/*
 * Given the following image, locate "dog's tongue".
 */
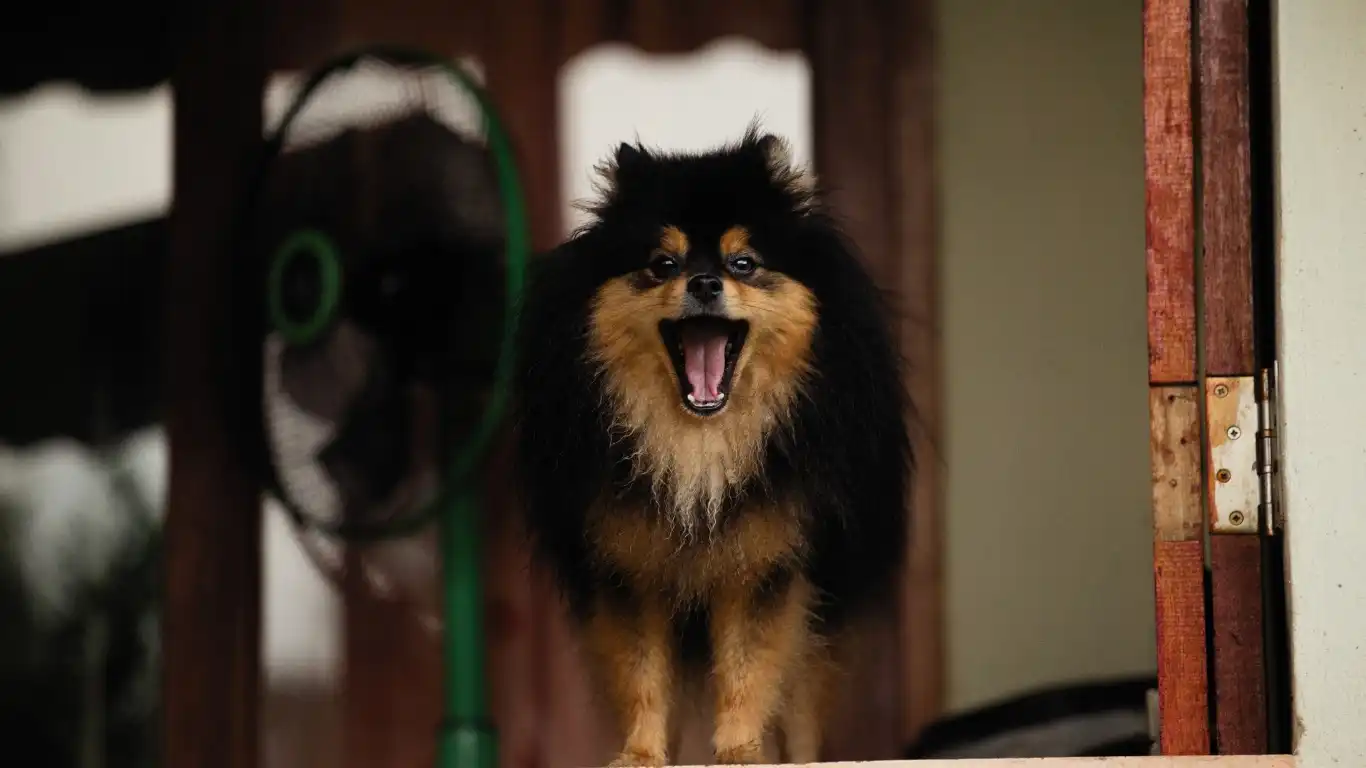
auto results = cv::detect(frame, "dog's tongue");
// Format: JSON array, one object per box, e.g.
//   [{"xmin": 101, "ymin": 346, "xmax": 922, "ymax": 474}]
[{"xmin": 682, "ymin": 324, "xmax": 728, "ymax": 402}]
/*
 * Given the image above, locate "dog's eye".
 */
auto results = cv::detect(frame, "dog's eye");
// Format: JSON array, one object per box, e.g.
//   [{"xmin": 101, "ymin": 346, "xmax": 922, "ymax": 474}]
[
  {"xmin": 648, "ymin": 253, "xmax": 681, "ymax": 280},
  {"xmin": 728, "ymin": 255, "xmax": 757, "ymax": 276}
]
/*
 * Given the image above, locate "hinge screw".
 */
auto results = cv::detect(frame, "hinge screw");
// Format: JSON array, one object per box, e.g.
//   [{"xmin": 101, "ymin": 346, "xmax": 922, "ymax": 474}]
[
  {"xmin": 1227, "ymin": 425, "xmax": 1242, "ymax": 440},
  {"xmin": 1216, "ymin": 468, "xmax": 1233, "ymax": 483},
  {"xmin": 1230, "ymin": 511, "xmax": 1246, "ymax": 526},
  {"xmin": 1214, "ymin": 383, "xmax": 1230, "ymax": 398}
]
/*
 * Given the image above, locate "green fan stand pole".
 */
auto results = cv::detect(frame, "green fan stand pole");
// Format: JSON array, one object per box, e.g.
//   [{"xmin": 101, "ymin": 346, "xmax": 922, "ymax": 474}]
[
  {"xmin": 440, "ymin": 486, "xmax": 496, "ymax": 768},
  {"xmin": 432, "ymin": 57, "xmax": 529, "ymax": 768}
]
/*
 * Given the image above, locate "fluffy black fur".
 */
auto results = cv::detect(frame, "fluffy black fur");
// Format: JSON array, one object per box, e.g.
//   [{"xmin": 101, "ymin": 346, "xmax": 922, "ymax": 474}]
[{"xmin": 512, "ymin": 128, "xmax": 912, "ymax": 634}]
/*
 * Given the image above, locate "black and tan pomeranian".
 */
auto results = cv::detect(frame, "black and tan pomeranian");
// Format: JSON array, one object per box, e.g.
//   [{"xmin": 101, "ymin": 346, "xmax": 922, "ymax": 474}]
[{"xmin": 514, "ymin": 128, "xmax": 911, "ymax": 766}]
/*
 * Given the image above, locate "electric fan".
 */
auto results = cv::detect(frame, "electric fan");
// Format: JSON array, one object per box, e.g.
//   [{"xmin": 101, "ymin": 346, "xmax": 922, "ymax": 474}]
[{"xmin": 244, "ymin": 47, "xmax": 528, "ymax": 768}]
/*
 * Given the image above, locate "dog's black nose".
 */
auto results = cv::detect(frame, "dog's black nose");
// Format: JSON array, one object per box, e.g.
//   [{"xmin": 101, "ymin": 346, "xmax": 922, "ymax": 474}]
[{"xmin": 687, "ymin": 274, "xmax": 723, "ymax": 303}]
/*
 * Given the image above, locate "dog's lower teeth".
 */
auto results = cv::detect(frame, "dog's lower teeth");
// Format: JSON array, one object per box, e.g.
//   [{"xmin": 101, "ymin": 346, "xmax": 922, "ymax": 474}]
[{"xmin": 687, "ymin": 392, "xmax": 726, "ymax": 409}]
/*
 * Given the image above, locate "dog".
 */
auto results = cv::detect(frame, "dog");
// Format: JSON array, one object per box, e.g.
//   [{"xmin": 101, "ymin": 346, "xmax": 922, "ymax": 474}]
[{"xmin": 513, "ymin": 128, "xmax": 911, "ymax": 766}]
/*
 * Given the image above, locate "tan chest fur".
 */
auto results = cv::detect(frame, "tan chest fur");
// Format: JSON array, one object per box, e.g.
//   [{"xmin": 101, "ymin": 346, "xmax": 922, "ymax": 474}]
[{"xmin": 588, "ymin": 502, "xmax": 807, "ymax": 604}]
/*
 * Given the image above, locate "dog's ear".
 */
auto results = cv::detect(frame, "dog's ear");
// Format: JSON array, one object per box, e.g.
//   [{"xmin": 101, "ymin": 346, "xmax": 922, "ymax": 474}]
[
  {"xmin": 755, "ymin": 133, "xmax": 791, "ymax": 171},
  {"xmin": 614, "ymin": 142, "xmax": 646, "ymax": 171},
  {"xmin": 591, "ymin": 142, "xmax": 649, "ymax": 203},
  {"xmin": 753, "ymin": 133, "xmax": 817, "ymax": 207},
  {"xmin": 611, "ymin": 142, "xmax": 650, "ymax": 189}
]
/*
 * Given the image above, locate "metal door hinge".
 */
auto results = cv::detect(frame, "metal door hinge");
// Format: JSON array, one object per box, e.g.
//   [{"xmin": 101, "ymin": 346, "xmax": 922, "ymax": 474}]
[
  {"xmin": 1207, "ymin": 376, "xmax": 1260, "ymax": 534},
  {"xmin": 1256, "ymin": 363, "xmax": 1282, "ymax": 536},
  {"xmin": 1206, "ymin": 365, "xmax": 1282, "ymax": 536}
]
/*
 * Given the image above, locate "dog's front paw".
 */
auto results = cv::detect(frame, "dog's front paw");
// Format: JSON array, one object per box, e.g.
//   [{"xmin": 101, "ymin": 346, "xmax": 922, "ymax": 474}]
[
  {"xmin": 713, "ymin": 741, "xmax": 765, "ymax": 765},
  {"xmin": 609, "ymin": 748, "xmax": 667, "ymax": 767}
]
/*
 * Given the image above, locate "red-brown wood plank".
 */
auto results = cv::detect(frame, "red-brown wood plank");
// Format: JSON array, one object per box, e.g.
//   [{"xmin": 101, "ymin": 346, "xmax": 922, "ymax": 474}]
[
  {"xmin": 482, "ymin": 445, "xmax": 555, "ymax": 768},
  {"xmin": 163, "ymin": 0, "xmax": 265, "ymax": 766},
  {"xmin": 1149, "ymin": 387, "xmax": 1211, "ymax": 755},
  {"xmin": 810, "ymin": 0, "xmax": 926, "ymax": 757},
  {"xmin": 479, "ymin": 5, "xmax": 598, "ymax": 767},
  {"xmin": 1200, "ymin": 0, "xmax": 1256, "ymax": 377},
  {"xmin": 1155, "ymin": 540, "xmax": 1213, "ymax": 755},
  {"xmin": 809, "ymin": 0, "xmax": 893, "ymax": 289},
  {"xmin": 1199, "ymin": 0, "xmax": 1267, "ymax": 754},
  {"xmin": 890, "ymin": 0, "xmax": 944, "ymax": 745},
  {"xmin": 1209, "ymin": 535, "xmax": 1269, "ymax": 754},
  {"xmin": 1146, "ymin": 0, "xmax": 1210, "ymax": 751},
  {"xmin": 1145, "ymin": 0, "xmax": 1198, "ymax": 385},
  {"xmin": 340, "ymin": 450, "xmax": 548, "ymax": 768},
  {"xmin": 262, "ymin": 686, "xmax": 342, "ymax": 768},
  {"xmin": 341, "ymin": 557, "xmax": 442, "ymax": 768}
]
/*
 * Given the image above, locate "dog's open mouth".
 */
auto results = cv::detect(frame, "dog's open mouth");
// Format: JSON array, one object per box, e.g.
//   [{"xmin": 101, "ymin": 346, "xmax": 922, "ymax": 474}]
[{"xmin": 659, "ymin": 317, "xmax": 750, "ymax": 415}]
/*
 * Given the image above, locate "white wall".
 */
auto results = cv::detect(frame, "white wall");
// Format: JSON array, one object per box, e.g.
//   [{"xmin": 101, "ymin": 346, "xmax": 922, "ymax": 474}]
[
  {"xmin": 937, "ymin": 0, "xmax": 1156, "ymax": 712},
  {"xmin": 0, "ymin": 85, "xmax": 171, "ymax": 253},
  {"xmin": 559, "ymin": 39, "xmax": 812, "ymax": 230},
  {"xmin": 1274, "ymin": 0, "xmax": 1366, "ymax": 763}
]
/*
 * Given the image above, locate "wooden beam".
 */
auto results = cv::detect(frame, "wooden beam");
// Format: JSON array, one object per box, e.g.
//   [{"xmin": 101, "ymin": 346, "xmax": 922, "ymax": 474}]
[
  {"xmin": 1145, "ymin": 0, "xmax": 1198, "ymax": 386},
  {"xmin": 809, "ymin": 0, "xmax": 940, "ymax": 756},
  {"xmin": 1199, "ymin": 0, "xmax": 1257, "ymax": 379},
  {"xmin": 341, "ymin": 554, "xmax": 442, "ymax": 768},
  {"xmin": 1207, "ymin": 535, "xmax": 1268, "ymax": 753},
  {"xmin": 475, "ymin": 4, "xmax": 586, "ymax": 768},
  {"xmin": 1145, "ymin": 0, "xmax": 1211, "ymax": 755},
  {"xmin": 1199, "ymin": 0, "xmax": 1269, "ymax": 754},
  {"xmin": 163, "ymin": 0, "xmax": 265, "ymax": 767},
  {"xmin": 1149, "ymin": 387, "xmax": 1213, "ymax": 756},
  {"xmin": 809, "ymin": 0, "xmax": 893, "ymax": 287},
  {"xmin": 890, "ymin": 0, "xmax": 943, "ymax": 747}
]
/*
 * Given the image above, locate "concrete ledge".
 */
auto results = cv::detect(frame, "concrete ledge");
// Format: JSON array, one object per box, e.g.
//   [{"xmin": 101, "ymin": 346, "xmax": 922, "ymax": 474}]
[{"xmin": 655, "ymin": 754, "xmax": 1294, "ymax": 759}]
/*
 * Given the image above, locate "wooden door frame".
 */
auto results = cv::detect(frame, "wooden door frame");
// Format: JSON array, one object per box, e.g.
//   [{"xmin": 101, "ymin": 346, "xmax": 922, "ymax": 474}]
[
  {"xmin": 808, "ymin": 0, "xmax": 942, "ymax": 750},
  {"xmin": 1145, "ymin": 0, "xmax": 1294, "ymax": 758},
  {"xmin": 163, "ymin": 1, "xmax": 266, "ymax": 767},
  {"xmin": 1144, "ymin": 0, "xmax": 1211, "ymax": 753}
]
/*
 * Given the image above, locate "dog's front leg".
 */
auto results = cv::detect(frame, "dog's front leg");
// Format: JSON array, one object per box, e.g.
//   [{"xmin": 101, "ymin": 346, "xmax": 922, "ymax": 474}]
[
  {"xmin": 709, "ymin": 569, "xmax": 813, "ymax": 764},
  {"xmin": 585, "ymin": 594, "xmax": 676, "ymax": 767}
]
